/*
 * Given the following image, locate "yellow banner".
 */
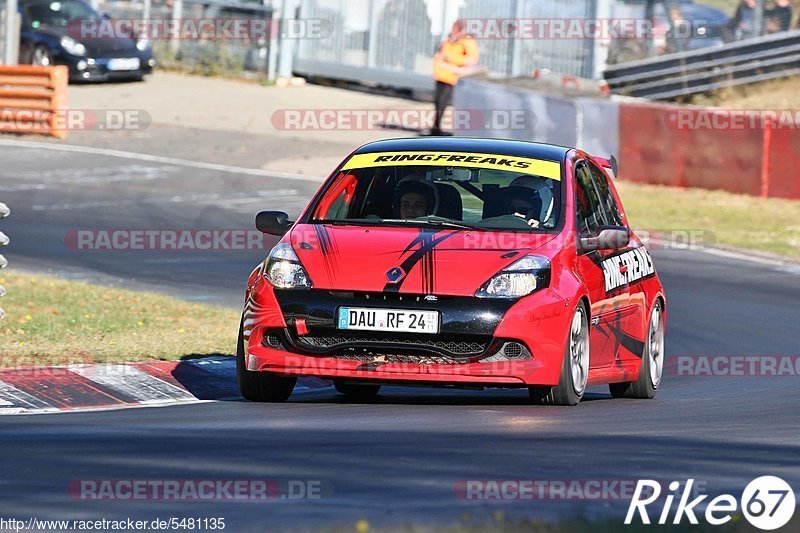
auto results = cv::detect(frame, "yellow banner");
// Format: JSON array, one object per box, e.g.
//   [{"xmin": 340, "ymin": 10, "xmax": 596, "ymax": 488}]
[{"xmin": 341, "ymin": 151, "xmax": 562, "ymax": 180}]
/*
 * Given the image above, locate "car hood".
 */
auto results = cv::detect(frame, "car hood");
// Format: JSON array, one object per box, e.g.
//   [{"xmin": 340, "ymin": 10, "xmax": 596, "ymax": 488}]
[
  {"xmin": 680, "ymin": 2, "xmax": 730, "ymax": 26},
  {"xmin": 288, "ymin": 224, "xmax": 560, "ymax": 297},
  {"xmin": 38, "ymin": 24, "xmax": 138, "ymax": 56}
]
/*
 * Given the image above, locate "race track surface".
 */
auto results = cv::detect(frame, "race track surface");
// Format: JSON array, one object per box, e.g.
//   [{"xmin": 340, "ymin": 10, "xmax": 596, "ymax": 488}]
[{"xmin": 1, "ymin": 142, "xmax": 798, "ymax": 530}]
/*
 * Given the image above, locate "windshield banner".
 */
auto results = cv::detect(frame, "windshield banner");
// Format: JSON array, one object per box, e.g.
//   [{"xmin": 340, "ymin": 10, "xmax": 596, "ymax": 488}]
[{"xmin": 341, "ymin": 151, "xmax": 562, "ymax": 180}]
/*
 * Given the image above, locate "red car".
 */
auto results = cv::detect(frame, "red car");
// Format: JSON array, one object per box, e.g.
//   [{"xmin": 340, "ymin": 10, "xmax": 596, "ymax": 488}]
[{"xmin": 239, "ymin": 138, "xmax": 666, "ymax": 406}]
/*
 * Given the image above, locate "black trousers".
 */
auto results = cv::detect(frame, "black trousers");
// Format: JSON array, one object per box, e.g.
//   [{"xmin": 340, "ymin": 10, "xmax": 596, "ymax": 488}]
[{"xmin": 432, "ymin": 81, "xmax": 454, "ymax": 134}]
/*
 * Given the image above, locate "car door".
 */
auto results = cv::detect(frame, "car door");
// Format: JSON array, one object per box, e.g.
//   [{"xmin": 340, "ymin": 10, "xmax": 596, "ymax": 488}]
[
  {"xmin": 588, "ymin": 162, "xmax": 651, "ymax": 369},
  {"xmin": 573, "ymin": 160, "xmax": 629, "ymax": 369}
]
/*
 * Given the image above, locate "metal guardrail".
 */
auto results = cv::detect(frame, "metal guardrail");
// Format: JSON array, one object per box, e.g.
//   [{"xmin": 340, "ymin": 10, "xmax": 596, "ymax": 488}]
[
  {"xmin": 0, "ymin": 201, "xmax": 8, "ymax": 320},
  {"xmin": 604, "ymin": 30, "xmax": 800, "ymax": 100}
]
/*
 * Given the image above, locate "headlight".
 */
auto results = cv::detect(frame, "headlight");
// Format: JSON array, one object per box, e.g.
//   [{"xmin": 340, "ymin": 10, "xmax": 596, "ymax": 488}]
[
  {"xmin": 263, "ymin": 243, "xmax": 312, "ymax": 289},
  {"xmin": 60, "ymin": 36, "xmax": 87, "ymax": 56},
  {"xmin": 476, "ymin": 255, "xmax": 551, "ymax": 299},
  {"xmin": 136, "ymin": 38, "xmax": 150, "ymax": 51}
]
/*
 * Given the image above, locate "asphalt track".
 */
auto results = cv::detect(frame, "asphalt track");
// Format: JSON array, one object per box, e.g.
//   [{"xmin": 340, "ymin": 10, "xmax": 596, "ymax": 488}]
[{"xmin": 1, "ymin": 141, "xmax": 799, "ymax": 530}]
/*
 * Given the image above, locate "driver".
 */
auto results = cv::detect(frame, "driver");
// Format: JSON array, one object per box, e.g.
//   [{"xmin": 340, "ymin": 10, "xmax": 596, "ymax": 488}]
[{"xmin": 393, "ymin": 179, "xmax": 437, "ymax": 219}]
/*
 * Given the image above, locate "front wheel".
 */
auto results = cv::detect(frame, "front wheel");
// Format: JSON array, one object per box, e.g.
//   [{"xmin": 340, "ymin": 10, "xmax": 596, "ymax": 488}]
[
  {"xmin": 529, "ymin": 302, "xmax": 589, "ymax": 406},
  {"xmin": 29, "ymin": 45, "xmax": 55, "ymax": 67},
  {"xmin": 236, "ymin": 322, "xmax": 296, "ymax": 402},
  {"xmin": 609, "ymin": 300, "xmax": 665, "ymax": 399}
]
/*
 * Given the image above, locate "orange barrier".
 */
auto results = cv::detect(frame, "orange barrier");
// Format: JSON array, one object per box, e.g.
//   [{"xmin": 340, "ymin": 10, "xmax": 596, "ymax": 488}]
[
  {"xmin": 0, "ymin": 65, "xmax": 69, "ymax": 139},
  {"xmin": 618, "ymin": 102, "xmax": 800, "ymax": 200}
]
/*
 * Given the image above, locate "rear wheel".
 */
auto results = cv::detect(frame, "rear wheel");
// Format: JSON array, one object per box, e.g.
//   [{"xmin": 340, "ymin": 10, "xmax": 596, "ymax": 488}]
[
  {"xmin": 529, "ymin": 302, "xmax": 589, "ymax": 406},
  {"xmin": 236, "ymin": 321, "xmax": 296, "ymax": 402},
  {"xmin": 334, "ymin": 380, "xmax": 381, "ymax": 399},
  {"xmin": 609, "ymin": 300, "xmax": 664, "ymax": 399}
]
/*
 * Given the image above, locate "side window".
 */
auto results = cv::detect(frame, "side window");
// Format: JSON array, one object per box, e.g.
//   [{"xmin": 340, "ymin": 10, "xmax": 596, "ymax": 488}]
[
  {"xmin": 588, "ymin": 163, "xmax": 625, "ymax": 227},
  {"xmin": 574, "ymin": 162, "xmax": 606, "ymax": 234}
]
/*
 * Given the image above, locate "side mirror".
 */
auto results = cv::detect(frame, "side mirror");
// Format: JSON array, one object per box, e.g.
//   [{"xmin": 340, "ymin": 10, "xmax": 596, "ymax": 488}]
[
  {"xmin": 579, "ymin": 226, "xmax": 630, "ymax": 252},
  {"xmin": 256, "ymin": 211, "xmax": 293, "ymax": 236}
]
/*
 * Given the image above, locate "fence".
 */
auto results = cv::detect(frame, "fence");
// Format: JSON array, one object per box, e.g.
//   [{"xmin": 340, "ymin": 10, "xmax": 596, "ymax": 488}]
[
  {"xmin": 0, "ymin": 65, "xmax": 68, "ymax": 138},
  {"xmin": 454, "ymin": 77, "xmax": 800, "ymax": 200},
  {"xmin": 604, "ymin": 29, "xmax": 800, "ymax": 100},
  {"xmin": 294, "ymin": 0, "xmax": 601, "ymax": 97},
  {"xmin": 97, "ymin": 0, "xmax": 275, "ymax": 78}
]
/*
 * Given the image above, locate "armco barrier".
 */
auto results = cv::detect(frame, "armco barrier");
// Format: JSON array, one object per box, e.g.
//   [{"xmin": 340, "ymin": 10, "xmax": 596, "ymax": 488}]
[
  {"xmin": 0, "ymin": 65, "xmax": 69, "ymax": 139},
  {"xmin": 618, "ymin": 103, "xmax": 764, "ymax": 195},
  {"xmin": 765, "ymin": 128, "xmax": 800, "ymax": 200},
  {"xmin": 455, "ymin": 78, "xmax": 619, "ymax": 157},
  {"xmin": 455, "ymin": 76, "xmax": 799, "ymax": 200}
]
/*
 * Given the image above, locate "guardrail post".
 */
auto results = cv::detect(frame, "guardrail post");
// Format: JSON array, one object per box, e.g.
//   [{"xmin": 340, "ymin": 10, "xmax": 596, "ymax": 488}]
[
  {"xmin": 2, "ymin": 0, "xmax": 20, "ymax": 66},
  {"xmin": 0, "ymin": 201, "xmax": 9, "ymax": 320}
]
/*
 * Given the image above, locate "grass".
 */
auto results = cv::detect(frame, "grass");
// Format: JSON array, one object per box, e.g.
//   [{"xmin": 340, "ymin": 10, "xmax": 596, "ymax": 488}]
[
  {"xmin": 0, "ymin": 270, "xmax": 239, "ymax": 367},
  {"xmin": 693, "ymin": 76, "xmax": 800, "ymax": 109},
  {"xmin": 616, "ymin": 180, "xmax": 800, "ymax": 259},
  {"xmin": 329, "ymin": 510, "xmax": 800, "ymax": 533}
]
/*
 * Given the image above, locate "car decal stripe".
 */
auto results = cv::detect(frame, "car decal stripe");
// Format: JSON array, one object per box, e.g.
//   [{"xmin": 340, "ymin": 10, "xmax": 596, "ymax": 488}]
[{"xmin": 384, "ymin": 230, "xmax": 457, "ymax": 293}]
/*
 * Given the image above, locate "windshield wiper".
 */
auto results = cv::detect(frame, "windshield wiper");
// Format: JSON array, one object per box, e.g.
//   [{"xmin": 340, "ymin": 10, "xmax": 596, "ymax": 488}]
[
  {"xmin": 320, "ymin": 218, "xmax": 483, "ymax": 231},
  {"xmin": 381, "ymin": 217, "xmax": 484, "ymax": 231}
]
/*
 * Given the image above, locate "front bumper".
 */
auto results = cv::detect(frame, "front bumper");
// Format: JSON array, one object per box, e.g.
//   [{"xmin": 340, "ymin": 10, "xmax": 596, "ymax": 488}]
[
  {"xmin": 66, "ymin": 56, "xmax": 155, "ymax": 82},
  {"xmin": 243, "ymin": 283, "xmax": 573, "ymax": 387}
]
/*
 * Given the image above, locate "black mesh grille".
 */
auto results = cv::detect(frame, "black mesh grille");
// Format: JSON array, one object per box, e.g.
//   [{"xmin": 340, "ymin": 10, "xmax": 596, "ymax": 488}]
[
  {"xmin": 291, "ymin": 331, "xmax": 491, "ymax": 356},
  {"xmin": 330, "ymin": 353, "xmax": 462, "ymax": 365}
]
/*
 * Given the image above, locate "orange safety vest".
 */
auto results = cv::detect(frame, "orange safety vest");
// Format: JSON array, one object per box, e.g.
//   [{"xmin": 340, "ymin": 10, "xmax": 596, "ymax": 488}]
[{"xmin": 433, "ymin": 35, "xmax": 480, "ymax": 86}]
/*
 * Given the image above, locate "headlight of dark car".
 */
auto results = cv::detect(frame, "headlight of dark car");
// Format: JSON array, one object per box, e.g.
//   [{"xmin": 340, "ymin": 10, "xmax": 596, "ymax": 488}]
[{"xmin": 60, "ymin": 36, "xmax": 87, "ymax": 56}]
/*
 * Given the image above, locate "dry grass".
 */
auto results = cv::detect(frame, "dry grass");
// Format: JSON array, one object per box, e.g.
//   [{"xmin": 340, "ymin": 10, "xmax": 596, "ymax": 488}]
[
  {"xmin": 617, "ymin": 180, "xmax": 800, "ymax": 259},
  {"xmin": 0, "ymin": 270, "xmax": 239, "ymax": 367}
]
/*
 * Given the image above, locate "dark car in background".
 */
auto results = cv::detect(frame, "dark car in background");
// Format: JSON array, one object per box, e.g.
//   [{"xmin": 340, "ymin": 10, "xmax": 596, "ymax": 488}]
[
  {"xmin": 18, "ymin": 0, "xmax": 155, "ymax": 82},
  {"xmin": 607, "ymin": 0, "xmax": 732, "ymax": 65}
]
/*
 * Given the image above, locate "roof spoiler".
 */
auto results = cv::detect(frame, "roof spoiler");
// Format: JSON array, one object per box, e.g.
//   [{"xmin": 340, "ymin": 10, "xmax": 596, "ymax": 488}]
[{"xmin": 592, "ymin": 155, "xmax": 618, "ymax": 178}]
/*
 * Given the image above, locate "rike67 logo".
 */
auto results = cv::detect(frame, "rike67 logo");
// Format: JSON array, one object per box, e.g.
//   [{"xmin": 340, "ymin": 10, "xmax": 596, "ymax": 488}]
[{"xmin": 626, "ymin": 477, "xmax": 795, "ymax": 530}]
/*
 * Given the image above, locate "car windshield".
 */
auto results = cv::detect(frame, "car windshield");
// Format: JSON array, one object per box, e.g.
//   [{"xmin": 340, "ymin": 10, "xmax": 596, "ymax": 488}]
[
  {"xmin": 24, "ymin": 0, "xmax": 101, "ymax": 28},
  {"xmin": 309, "ymin": 151, "xmax": 563, "ymax": 231}
]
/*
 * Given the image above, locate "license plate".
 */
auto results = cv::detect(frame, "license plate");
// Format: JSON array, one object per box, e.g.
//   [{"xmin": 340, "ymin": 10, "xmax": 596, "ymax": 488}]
[
  {"xmin": 108, "ymin": 58, "xmax": 141, "ymax": 71},
  {"xmin": 337, "ymin": 307, "xmax": 439, "ymax": 334}
]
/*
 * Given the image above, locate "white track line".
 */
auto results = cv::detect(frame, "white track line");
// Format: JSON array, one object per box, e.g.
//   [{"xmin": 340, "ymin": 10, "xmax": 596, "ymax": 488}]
[{"xmin": 0, "ymin": 139, "xmax": 326, "ymax": 182}]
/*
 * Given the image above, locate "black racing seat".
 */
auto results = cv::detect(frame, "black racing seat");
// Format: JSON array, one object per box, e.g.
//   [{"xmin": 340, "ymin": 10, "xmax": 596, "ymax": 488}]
[{"xmin": 434, "ymin": 183, "xmax": 463, "ymax": 220}]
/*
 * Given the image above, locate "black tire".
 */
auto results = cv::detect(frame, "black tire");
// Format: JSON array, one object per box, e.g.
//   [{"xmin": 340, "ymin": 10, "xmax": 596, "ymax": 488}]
[
  {"xmin": 529, "ymin": 302, "xmax": 590, "ymax": 406},
  {"xmin": 236, "ymin": 321, "xmax": 296, "ymax": 402},
  {"xmin": 334, "ymin": 380, "xmax": 381, "ymax": 399},
  {"xmin": 609, "ymin": 300, "xmax": 665, "ymax": 399}
]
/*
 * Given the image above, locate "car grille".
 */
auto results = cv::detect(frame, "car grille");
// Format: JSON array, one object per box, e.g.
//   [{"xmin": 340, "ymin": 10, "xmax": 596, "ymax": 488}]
[
  {"xmin": 290, "ymin": 331, "xmax": 491, "ymax": 357},
  {"xmin": 330, "ymin": 353, "xmax": 462, "ymax": 365}
]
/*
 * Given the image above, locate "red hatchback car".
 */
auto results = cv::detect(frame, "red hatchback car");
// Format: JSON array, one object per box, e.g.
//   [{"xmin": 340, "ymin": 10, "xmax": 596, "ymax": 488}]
[{"xmin": 239, "ymin": 138, "xmax": 666, "ymax": 406}]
